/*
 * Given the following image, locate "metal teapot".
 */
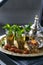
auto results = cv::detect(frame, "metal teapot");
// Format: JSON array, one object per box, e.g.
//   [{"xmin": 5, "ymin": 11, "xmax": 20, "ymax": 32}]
[{"xmin": 29, "ymin": 15, "xmax": 41, "ymax": 37}]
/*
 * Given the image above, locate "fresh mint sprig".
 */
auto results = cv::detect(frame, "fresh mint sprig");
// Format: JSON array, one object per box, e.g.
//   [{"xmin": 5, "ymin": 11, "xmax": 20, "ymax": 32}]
[
  {"xmin": 3, "ymin": 23, "xmax": 32, "ymax": 39},
  {"xmin": 3, "ymin": 24, "xmax": 13, "ymax": 36}
]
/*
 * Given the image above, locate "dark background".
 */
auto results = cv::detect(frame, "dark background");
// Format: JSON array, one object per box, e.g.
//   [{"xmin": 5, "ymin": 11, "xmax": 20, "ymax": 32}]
[
  {"xmin": 0, "ymin": 0, "xmax": 43, "ymax": 35},
  {"xmin": 0, "ymin": 0, "xmax": 42, "ymax": 25}
]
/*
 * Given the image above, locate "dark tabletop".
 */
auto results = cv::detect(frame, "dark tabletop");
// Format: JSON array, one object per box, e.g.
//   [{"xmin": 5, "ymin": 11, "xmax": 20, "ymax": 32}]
[
  {"xmin": 7, "ymin": 54, "xmax": 43, "ymax": 65},
  {"xmin": 0, "ymin": 24, "xmax": 43, "ymax": 65}
]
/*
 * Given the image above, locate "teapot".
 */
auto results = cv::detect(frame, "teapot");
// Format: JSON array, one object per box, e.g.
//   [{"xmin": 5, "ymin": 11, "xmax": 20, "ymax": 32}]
[{"xmin": 29, "ymin": 15, "xmax": 41, "ymax": 37}]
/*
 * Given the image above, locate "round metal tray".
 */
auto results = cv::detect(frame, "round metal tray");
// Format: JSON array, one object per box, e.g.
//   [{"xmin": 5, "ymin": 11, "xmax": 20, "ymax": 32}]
[{"xmin": 0, "ymin": 34, "xmax": 43, "ymax": 57}]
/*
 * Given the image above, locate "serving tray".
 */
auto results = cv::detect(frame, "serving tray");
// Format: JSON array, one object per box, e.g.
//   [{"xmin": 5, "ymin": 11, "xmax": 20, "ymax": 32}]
[{"xmin": 0, "ymin": 34, "xmax": 43, "ymax": 57}]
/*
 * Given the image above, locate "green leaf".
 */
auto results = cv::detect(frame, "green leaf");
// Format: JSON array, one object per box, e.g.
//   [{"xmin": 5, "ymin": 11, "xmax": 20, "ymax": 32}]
[
  {"xmin": 24, "ymin": 23, "xmax": 32, "ymax": 32},
  {"xmin": 3, "ymin": 24, "xmax": 11, "ymax": 30}
]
